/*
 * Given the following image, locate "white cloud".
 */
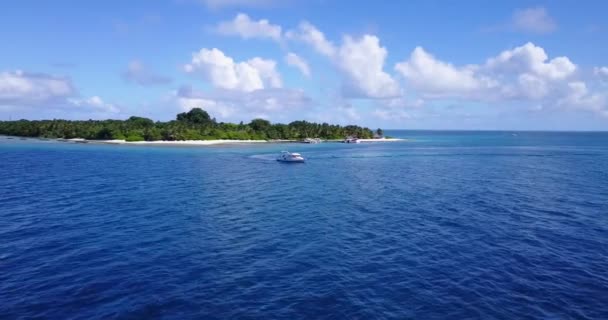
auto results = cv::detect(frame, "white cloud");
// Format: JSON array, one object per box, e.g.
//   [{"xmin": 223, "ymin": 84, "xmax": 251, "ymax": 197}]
[
  {"xmin": 174, "ymin": 85, "xmax": 311, "ymax": 122},
  {"xmin": 595, "ymin": 66, "xmax": 608, "ymax": 78},
  {"xmin": 184, "ymin": 48, "xmax": 282, "ymax": 92},
  {"xmin": 392, "ymin": 42, "xmax": 608, "ymax": 117},
  {"xmin": 486, "ymin": 42, "xmax": 576, "ymax": 80},
  {"xmin": 395, "ymin": 47, "xmax": 496, "ymax": 98},
  {"xmin": 285, "ymin": 52, "xmax": 310, "ymax": 77},
  {"xmin": 0, "ymin": 70, "xmax": 119, "ymax": 116},
  {"xmin": 516, "ymin": 73, "xmax": 549, "ymax": 99},
  {"xmin": 395, "ymin": 42, "xmax": 576, "ymax": 100},
  {"xmin": 288, "ymin": 22, "xmax": 399, "ymax": 99},
  {"xmin": 557, "ymin": 81, "xmax": 608, "ymax": 117},
  {"xmin": 213, "ymin": 19, "xmax": 398, "ymax": 99},
  {"xmin": 512, "ymin": 7, "xmax": 557, "ymax": 34},
  {"xmin": 215, "ymin": 13, "xmax": 282, "ymax": 41},
  {"xmin": 286, "ymin": 21, "xmax": 336, "ymax": 57},
  {"xmin": 337, "ymin": 35, "xmax": 401, "ymax": 98},
  {"xmin": 68, "ymin": 96, "xmax": 120, "ymax": 113},
  {"xmin": 247, "ymin": 57, "xmax": 282, "ymax": 88},
  {"xmin": 177, "ymin": 95, "xmax": 235, "ymax": 119},
  {"xmin": 0, "ymin": 70, "xmax": 75, "ymax": 106},
  {"xmin": 123, "ymin": 60, "xmax": 171, "ymax": 86},
  {"xmin": 200, "ymin": 15, "xmax": 606, "ymax": 121}
]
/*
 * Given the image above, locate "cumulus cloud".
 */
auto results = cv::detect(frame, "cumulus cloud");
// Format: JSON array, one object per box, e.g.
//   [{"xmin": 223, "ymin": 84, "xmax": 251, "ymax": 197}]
[
  {"xmin": 205, "ymin": 15, "xmax": 605, "ymax": 120},
  {"xmin": 557, "ymin": 82, "xmax": 608, "ymax": 117},
  {"xmin": 247, "ymin": 57, "xmax": 282, "ymax": 88},
  {"xmin": 213, "ymin": 18, "xmax": 399, "ymax": 99},
  {"xmin": 68, "ymin": 96, "xmax": 120, "ymax": 113},
  {"xmin": 179, "ymin": 46, "xmax": 318, "ymax": 122},
  {"xmin": 512, "ymin": 7, "xmax": 557, "ymax": 34},
  {"xmin": 396, "ymin": 42, "xmax": 577, "ymax": 100},
  {"xmin": 595, "ymin": 66, "xmax": 608, "ymax": 78},
  {"xmin": 486, "ymin": 42, "xmax": 576, "ymax": 80},
  {"xmin": 516, "ymin": 73, "xmax": 549, "ymax": 99},
  {"xmin": 337, "ymin": 35, "xmax": 401, "ymax": 98},
  {"xmin": 394, "ymin": 42, "xmax": 608, "ymax": 117},
  {"xmin": 0, "ymin": 70, "xmax": 75, "ymax": 106},
  {"xmin": 285, "ymin": 52, "xmax": 310, "ymax": 77},
  {"xmin": 173, "ymin": 85, "xmax": 311, "ymax": 121},
  {"xmin": 287, "ymin": 22, "xmax": 399, "ymax": 98},
  {"xmin": 396, "ymin": 42, "xmax": 579, "ymax": 102},
  {"xmin": 184, "ymin": 48, "xmax": 282, "ymax": 92},
  {"xmin": 0, "ymin": 70, "xmax": 119, "ymax": 115},
  {"xmin": 286, "ymin": 22, "xmax": 336, "ymax": 57},
  {"xmin": 123, "ymin": 60, "xmax": 171, "ymax": 86},
  {"xmin": 175, "ymin": 91, "xmax": 234, "ymax": 119},
  {"xmin": 215, "ymin": 13, "xmax": 282, "ymax": 41},
  {"xmin": 395, "ymin": 47, "xmax": 497, "ymax": 98}
]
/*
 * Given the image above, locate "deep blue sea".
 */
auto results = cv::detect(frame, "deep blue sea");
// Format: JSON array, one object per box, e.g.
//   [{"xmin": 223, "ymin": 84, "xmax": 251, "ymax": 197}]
[{"xmin": 1, "ymin": 131, "xmax": 607, "ymax": 319}]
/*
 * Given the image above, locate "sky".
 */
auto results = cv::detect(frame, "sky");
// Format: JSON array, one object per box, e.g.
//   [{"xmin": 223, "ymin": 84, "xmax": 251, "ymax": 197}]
[{"xmin": 1, "ymin": 0, "xmax": 607, "ymax": 130}]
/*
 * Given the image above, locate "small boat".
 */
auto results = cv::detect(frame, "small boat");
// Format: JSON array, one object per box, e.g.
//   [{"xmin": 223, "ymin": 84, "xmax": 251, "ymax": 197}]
[
  {"xmin": 343, "ymin": 137, "xmax": 360, "ymax": 144},
  {"xmin": 277, "ymin": 151, "xmax": 305, "ymax": 163}
]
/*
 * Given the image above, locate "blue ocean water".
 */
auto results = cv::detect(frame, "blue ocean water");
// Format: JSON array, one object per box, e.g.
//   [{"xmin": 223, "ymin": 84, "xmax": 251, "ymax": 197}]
[{"xmin": 1, "ymin": 131, "xmax": 607, "ymax": 319}]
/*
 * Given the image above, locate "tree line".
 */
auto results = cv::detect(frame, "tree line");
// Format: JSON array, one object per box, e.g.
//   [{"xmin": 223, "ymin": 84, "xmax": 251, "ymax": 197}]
[{"xmin": 0, "ymin": 108, "xmax": 379, "ymax": 141}]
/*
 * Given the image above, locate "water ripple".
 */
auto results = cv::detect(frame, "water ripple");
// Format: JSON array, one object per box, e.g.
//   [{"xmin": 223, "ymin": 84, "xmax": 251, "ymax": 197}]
[{"xmin": 1, "ymin": 136, "xmax": 607, "ymax": 319}]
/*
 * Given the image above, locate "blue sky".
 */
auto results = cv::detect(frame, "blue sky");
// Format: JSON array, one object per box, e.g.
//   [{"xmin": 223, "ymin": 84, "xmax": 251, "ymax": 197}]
[{"xmin": 1, "ymin": 0, "xmax": 607, "ymax": 130}]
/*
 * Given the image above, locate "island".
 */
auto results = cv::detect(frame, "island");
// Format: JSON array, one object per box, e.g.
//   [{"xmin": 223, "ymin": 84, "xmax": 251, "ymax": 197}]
[{"xmin": 0, "ymin": 108, "xmax": 400, "ymax": 145}]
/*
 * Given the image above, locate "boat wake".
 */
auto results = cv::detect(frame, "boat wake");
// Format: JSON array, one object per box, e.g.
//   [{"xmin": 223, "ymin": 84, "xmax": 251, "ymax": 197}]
[
  {"xmin": 248, "ymin": 154, "xmax": 278, "ymax": 162},
  {"xmin": 247, "ymin": 152, "xmax": 402, "ymax": 161}
]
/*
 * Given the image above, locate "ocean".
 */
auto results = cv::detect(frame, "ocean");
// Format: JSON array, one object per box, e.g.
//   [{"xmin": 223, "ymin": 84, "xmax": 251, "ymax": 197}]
[{"xmin": 1, "ymin": 131, "xmax": 607, "ymax": 319}]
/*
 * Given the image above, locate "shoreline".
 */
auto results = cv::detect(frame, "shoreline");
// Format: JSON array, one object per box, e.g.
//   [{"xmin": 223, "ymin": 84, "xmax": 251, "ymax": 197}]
[
  {"xmin": 80, "ymin": 138, "xmax": 406, "ymax": 146},
  {"xmin": 94, "ymin": 139, "xmax": 269, "ymax": 146},
  {"xmin": 2, "ymin": 135, "xmax": 406, "ymax": 146}
]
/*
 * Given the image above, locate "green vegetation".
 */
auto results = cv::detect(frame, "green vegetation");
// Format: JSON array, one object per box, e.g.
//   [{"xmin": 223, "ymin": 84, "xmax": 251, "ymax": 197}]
[{"xmin": 0, "ymin": 108, "xmax": 375, "ymax": 141}]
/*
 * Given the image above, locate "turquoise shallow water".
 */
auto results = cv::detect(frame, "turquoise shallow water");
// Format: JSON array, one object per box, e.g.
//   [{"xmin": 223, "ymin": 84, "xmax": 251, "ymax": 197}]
[{"xmin": 1, "ymin": 131, "xmax": 607, "ymax": 319}]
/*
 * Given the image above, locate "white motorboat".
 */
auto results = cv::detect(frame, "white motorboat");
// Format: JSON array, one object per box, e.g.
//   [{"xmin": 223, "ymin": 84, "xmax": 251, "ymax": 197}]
[
  {"xmin": 343, "ymin": 137, "xmax": 360, "ymax": 143},
  {"xmin": 277, "ymin": 151, "xmax": 305, "ymax": 162}
]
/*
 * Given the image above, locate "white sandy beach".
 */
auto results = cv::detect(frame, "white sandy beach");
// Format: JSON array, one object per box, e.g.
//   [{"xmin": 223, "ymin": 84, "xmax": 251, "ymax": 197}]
[
  {"xmin": 61, "ymin": 138, "xmax": 405, "ymax": 146},
  {"xmin": 97, "ymin": 139, "xmax": 268, "ymax": 145}
]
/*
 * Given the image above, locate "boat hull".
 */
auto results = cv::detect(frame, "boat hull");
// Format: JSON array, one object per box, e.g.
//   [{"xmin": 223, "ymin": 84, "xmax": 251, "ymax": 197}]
[{"xmin": 277, "ymin": 158, "xmax": 305, "ymax": 163}]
